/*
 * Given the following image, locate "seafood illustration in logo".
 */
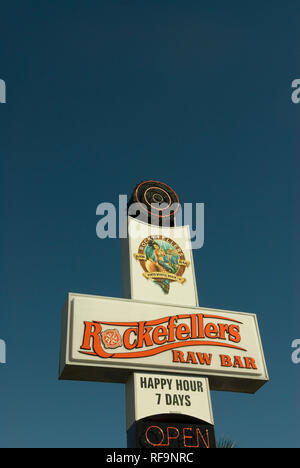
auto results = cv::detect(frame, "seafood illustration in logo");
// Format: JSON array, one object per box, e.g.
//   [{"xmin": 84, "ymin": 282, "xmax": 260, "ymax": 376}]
[{"xmin": 134, "ymin": 236, "xmax": 190, "ymax": 294}]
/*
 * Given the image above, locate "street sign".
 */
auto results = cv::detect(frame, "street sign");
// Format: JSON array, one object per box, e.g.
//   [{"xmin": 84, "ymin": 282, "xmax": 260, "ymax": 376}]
[{"xmin": 59, "ymin": 292, "xmax": 269, "ymax": 393}]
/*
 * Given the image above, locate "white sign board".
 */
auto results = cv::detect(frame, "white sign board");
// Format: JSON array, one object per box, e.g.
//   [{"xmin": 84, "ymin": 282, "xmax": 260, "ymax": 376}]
[
  {"xmin": 122, "ymin": 217, "xmax": 199, "ymax": 307},
  {"xmin": 126, "ymin": 372, "xmax": 214, "ymax": 431},
  {"xmin": 59, "ymin": 293, "xmax": 269, "ymax": 393}
]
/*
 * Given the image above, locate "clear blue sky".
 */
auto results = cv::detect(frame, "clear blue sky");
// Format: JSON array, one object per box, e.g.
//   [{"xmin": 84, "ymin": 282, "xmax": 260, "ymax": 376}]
[{"xmin": 0, "ymin": 0, "xmax": 299, "ymax": 448}]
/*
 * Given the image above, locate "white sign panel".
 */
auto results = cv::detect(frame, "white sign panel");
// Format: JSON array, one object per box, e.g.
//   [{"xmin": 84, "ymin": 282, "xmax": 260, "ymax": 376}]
[
  {"xmin": 126, "ymin": 372, "xmax": 214, "ymax": 431},
  {"xmin": 122, "ymin": 217, "xmax": 199, "ymax": 307},
  {"xmin": 59, "ymin": 293, "xmax": 269, "ymax": 393}
]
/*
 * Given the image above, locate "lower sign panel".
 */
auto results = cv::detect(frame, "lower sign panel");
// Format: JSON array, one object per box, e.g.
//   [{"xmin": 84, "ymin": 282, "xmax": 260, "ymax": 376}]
[
  {"xmin": 127, "ymin": 419, "xmax": 216, "ymax": 449},
  {"xmin": 126, "ymin": 373, "xmax": 214, "ymax": 431}
]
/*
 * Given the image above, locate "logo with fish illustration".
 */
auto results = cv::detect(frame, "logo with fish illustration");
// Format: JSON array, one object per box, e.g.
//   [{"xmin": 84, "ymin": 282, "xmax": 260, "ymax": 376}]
[{"xmin": 134, "ymin": 236, "xmax": 190, "ymax": 294}]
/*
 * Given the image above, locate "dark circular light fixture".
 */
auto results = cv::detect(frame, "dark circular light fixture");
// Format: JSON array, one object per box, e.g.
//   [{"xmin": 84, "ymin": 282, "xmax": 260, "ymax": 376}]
[{"xmin": 128, "ymin": 180, "xmax": 180, "ymax": 226}]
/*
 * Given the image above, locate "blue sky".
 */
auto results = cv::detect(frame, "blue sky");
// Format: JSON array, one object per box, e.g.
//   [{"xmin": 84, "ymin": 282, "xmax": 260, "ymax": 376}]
[{"xmin": 0, "ymin": 1, "xmax": 299, "ymax": 447}]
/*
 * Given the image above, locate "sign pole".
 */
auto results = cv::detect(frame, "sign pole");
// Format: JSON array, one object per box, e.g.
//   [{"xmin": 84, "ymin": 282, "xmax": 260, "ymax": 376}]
[{"xmin": 123, "ymin": 181, "xmax": 216, "ymax": 449}]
